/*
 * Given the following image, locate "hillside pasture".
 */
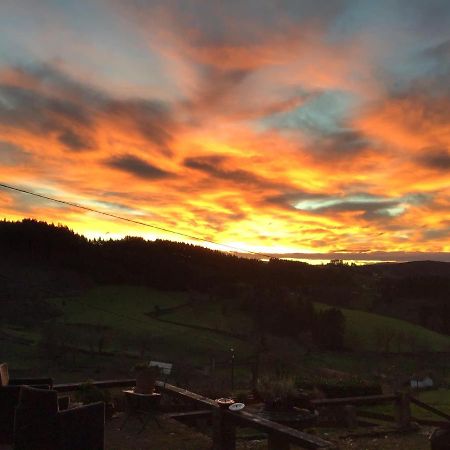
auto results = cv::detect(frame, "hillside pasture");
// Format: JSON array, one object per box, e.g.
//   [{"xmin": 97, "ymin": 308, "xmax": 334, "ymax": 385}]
[
  {"xmin": 315, "ymin": 303, "xmax": 450, "ymax": 352},
  {"xmin": 50, "ymin": 285, "xmax": 251, "ymax": 365}
]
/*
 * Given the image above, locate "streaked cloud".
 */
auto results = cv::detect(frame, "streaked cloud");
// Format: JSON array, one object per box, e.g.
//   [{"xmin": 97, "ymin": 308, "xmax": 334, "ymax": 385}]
[
  {"xmin": 105, "ymin": 154, "xmax": 173, "ymax": 180},
  {"xmin": 417, "ymin": 148, "xmax": 450, "ymax": 171}
]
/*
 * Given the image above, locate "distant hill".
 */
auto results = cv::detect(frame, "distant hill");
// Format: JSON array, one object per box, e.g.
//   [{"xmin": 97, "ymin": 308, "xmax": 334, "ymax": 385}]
[
  {"xmin": 358, "ymin": 260, "xmax": 450, "ymax": 277},
  {"xmin": 1, "ymin": 218, "xmax": 449, "ymax": 337}
]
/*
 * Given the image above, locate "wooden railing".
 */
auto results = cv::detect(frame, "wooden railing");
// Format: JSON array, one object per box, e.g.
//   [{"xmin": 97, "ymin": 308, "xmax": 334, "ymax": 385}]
[
  {"xmin": 54, "ymin": 379, "xmax": 450, "ymax": 448},
  {"xmin": 312, "ymin": 391, "xmax": 450, "ymax": 430},
  {"xmin": 54, "ymin": 379, "xmax": 136, "ymax": 392},
  {"xmin": 311, "ymin": 392, "xmax": 412, "ymax": 429},
  {"xmin": 54, "ymin": 379, "xmax": 335, "ymax": 449}
]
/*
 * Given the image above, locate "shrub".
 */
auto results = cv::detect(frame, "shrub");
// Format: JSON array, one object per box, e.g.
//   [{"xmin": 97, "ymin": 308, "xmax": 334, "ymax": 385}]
[
  {"xmin": 257, "ymin": 376, "xmax": 298, "ymax": 410},
  {"xmin": 296, "ymin": 375, "xmax": 382, "ymax": 398},
  {"xmin": 75, "ymin": 380, "xmax": 111, "ymax": 404}
]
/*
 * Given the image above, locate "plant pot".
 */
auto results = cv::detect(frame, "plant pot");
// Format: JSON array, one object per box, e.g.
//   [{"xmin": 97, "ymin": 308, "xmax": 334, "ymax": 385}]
[
  {"xmin": 215, "ymin": 398, "xmax": 235, "ymax": 409},
  {"xmin": 135, "ymin": 368, "xmax": 158, "ymax": 394}
]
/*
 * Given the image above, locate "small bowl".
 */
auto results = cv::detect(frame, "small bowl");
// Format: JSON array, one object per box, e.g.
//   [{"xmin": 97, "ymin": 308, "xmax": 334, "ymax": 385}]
[
  {"xmin": 229, "ymin": 402, "xmax": 245, "ymax": 411},
  {"xmin": 215, "ymin": 398, "xmax": 235, "ymax": 409}
]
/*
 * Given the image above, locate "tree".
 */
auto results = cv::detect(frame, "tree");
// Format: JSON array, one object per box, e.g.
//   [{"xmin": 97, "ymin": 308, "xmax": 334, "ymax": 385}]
[{"xmin": 313, "ymin": 308, "xmax": 346, "ymax": 350}]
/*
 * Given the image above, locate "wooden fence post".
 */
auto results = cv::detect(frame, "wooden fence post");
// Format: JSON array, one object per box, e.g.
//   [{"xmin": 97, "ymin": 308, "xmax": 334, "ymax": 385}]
[
  {"xmin": 395, "ymin": 392, "xmax": 411, "ymax": 430},
  {"xmin": 268, "ymin": 433, "xmax": 290, "ymax": 450},
  {"xmin": 344, "ymin": 405, "xmax": 357, "ymax": 428},
  {"xmin": 212, "ymin": 409, "xmax": 236, "ymax": 450}
]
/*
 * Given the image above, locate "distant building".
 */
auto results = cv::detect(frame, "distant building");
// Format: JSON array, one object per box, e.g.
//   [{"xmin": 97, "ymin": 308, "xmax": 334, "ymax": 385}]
[{"xmin": 410, "ymin": 374, "xmax": 434, "ymax": 389}]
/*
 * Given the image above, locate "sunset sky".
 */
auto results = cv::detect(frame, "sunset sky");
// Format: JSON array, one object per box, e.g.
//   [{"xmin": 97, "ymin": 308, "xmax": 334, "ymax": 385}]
[{"xmin": 0, "ymin": 0, "xmax": 449, "ymax": 262}]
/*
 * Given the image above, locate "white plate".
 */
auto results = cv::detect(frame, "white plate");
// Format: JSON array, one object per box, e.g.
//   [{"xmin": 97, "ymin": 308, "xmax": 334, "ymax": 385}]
[{"xmin": 229, "ymin": 402, "xmax": 245, "ymax": 411}]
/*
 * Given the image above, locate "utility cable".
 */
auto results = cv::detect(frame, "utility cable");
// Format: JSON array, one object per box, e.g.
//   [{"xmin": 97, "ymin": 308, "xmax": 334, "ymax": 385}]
[{"xmin": 0, "ymin": 182, "xmax": 274, "ymax": 259}]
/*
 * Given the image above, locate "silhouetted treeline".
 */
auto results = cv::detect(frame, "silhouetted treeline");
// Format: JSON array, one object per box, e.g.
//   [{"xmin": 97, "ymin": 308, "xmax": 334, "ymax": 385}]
[
  {"xmin": 244, "ymin": 289, "xmax": 345, "ymax": 350},
  {"xmin": 0, "ymin": 219, "xmax": 358, "ymax": 294},
  {"xmin": 1, "ymin": 219, "xmax": 449, "ymax": 338}
]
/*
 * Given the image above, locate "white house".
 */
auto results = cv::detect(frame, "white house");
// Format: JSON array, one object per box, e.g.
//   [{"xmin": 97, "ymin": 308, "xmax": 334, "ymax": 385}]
[{"xmin": 410, "ymin": 375, "xmax": 434, "ymax": 389}]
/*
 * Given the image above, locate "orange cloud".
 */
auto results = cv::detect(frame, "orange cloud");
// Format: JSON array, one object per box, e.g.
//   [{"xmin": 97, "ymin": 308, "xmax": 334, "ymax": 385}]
[{"xmin": 0, "ymin": 1, "xmax": 449, "ymax": 259}]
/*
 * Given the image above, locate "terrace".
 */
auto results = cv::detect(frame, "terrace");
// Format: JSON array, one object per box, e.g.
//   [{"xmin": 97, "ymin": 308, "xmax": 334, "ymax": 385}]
[
  {"xmin": 54, "ymin": 379, "xmax": 335, "ymax": 449},
  {"xmin": 2, "ymin": 373, "xmax": 444, "ymax": 450}
]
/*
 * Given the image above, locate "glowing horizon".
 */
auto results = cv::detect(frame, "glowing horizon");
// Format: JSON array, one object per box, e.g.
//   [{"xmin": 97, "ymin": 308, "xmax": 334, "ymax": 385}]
[{"xmin": 0, "ymin": 0, "xmax": 449, "ymax": 262}]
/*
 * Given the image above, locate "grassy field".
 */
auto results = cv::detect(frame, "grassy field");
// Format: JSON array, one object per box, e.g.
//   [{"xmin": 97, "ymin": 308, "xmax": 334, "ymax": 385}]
[
  {"xmin": 5, "ymin": 284, "xmax": 450, "ymax": 386},
  {"xmin": 315, "ymin": 303, "xmax": 450, "ymax": 352},
  {"xmin": 47, "ymin": 286, "xmax": 450, "ymax": 357},
  {"xmin": 165, "ymin": 299, "xmax": 252, "ymax": 334},
  {"xmin": 167, "ymin": 296, "xmax": 450, "ymax": 353},
  {"xmin": 360, "ymin": 388, "xmax": 450, "ymax": 428},
  {"xmin": 50, "ymin": 285, "xmax": 251, "ymax": 365},
  {"xmin": 49, "ymin": 285, "xmax": 450, "ymax": 377}
]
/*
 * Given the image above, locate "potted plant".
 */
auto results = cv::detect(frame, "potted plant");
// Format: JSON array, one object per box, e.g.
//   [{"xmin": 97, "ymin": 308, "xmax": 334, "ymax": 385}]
[
  {"xmin": 257, "ymin": 376, "xmax": 299, "ymax": 411},
  {"xmin": 256, "ymin": 376, "xmax": 318, "ymax": 429},
  {"xmin": 132, "ymin": 363, "xmax": 160, "ymax": 394},
  {"xmin": 76, "ymin": 380, "xmax": 115, "ymax": 420}
]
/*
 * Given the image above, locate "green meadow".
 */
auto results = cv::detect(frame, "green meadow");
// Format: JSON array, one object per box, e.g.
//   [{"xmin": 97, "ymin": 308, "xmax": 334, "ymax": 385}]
[
  {"xmin": 50, "ymin": 285, "xmax": 251, "ymax": 364},
  {"xmin": 5, "ymin": 285, "xmax": 450, "ymax": 388},
  {"xmin": 315, "ymin": 302, "xmax": 450, "ymax": 352}
]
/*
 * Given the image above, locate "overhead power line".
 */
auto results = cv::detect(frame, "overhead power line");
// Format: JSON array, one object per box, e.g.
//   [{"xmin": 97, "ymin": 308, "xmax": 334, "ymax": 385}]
[{"xmin": 0, "ymin": 182, "xmax": 274, "ymax": 259}]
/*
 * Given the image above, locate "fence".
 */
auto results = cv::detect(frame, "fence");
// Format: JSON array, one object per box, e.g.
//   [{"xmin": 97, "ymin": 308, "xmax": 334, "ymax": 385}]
[
  {"xmin": 54, "ymin": 379, "xmax": 450, "ymax": 449},
  {"xmin": 54, "ymin": 379, "xmax": 334, "ymax": 449},
  {"xmin": 311, "ymin": 392, "xmax": 450, "ymax": 430}
]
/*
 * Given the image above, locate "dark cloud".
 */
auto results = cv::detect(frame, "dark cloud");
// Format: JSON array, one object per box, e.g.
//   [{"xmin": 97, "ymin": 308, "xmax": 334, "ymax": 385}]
[
  {"xmin": 184, "ymin": 155, "xmax": 261, "ymax": 184},
  {"xmin": 267, "ymin": 191, "xmax": 431, "ymax": 221},
  {"xmin": 0, "ymin": 141, "xmax": 32, "ymax": 165},
  {"xmin": 0, "ymin": 84, "xmax": 92, "ymax": 133},
  {"xmin": 13, "ymin": 64, "xmax": 104, "ymax": 105},
  {"xmin": 266, "ymin": 191, "xmax": 323, "ymax": 208},
  {"xmin": 58, "ymin": 129, "xmax": 93, "ymax": 152},
  {"xmin": 0, "ymin": 64, "xmax": 176, "ymax": 155},
  {"xmin": 184, "ymin": 68, "xmax": 315, "ymax": 123},
  {"xmin": 316, "ymin": 199, "xmax": 400, "ymax": 220},
  {"xmin": 423, "ymin": 39, "xmax": 450, "ymax": 62},
  {"xmin": 105, "ymin": 154, "xmax": 172, "ymax": 180},
  {"xmin": 390, "ymin": 38, "xmax": 450, "ymax": 101},
  {"xmin": 129, "ymin": 0, "xmax": 348, "ymax": 47},
  {"xmin": 199, "ymin": 67, "xmax": 250, "ymax": 101},
  {"xmin": 105, "ymin": 99, "xmax": 174, "ymax": 155},
  {"xmin": 423, "ymin": 228, "xmax": 450, "ymax": 241},
  {"xmin": 312, "ymin": 130, "xmax": 369, "ymax": 158},
  {"xmin": 418, "ymin": 148, "xmax": 450, "ymax": 171},
  {"xmin": 184, "ymin": 154, "xmax": 286, "ymax": 190}
]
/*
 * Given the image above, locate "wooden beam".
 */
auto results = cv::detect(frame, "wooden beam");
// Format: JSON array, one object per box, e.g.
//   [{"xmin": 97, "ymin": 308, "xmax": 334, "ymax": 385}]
[
  {"xmin": 394, "ymin": 392, "xmax": 411, "ymax": 430},
  {"xmin": 155, "ymin": 381, "xmax": 218, "ymax": 408},
  {"xmin": 312, "ymin": 394, "xmax": 397, "ymax": 407},
  {"xmin": 343, "ymin": 405, "xmax": 357, "ymax": 428},
  {"xmin": 358, "ymin": 410, "xmax": 396, "ymax": 422},
  {"xmin": 228, "ymin": 410, "xmax": 334, "ymax": 449},
  {"xmin": 212, "ymin": 408, "xmax": 236, "ymax": 450},
  {"xmin": 413, "ymin": 417, "xmax": 450, "ymax": 427},
  {"xmin": 410, "ymin": 397, "xmax": 450, "ymax": 422},
  {"xmin": 54, "ymin": 379, "xmax": 135, "ymax": 392},
  {"xmin": 163, "ymin": 410, "xmax": 212, "ymax": 420}
]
